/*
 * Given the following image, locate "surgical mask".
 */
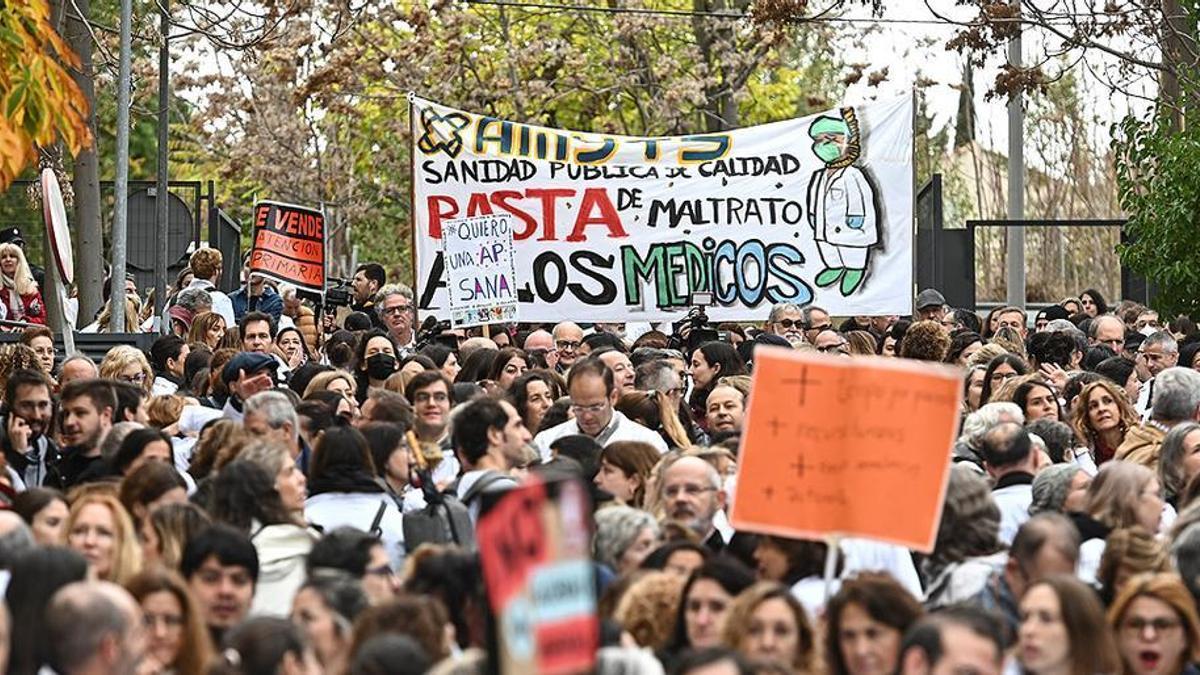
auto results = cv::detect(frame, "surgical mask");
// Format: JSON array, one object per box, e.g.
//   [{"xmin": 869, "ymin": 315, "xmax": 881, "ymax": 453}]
[
  {"xmin": 814, "ymin": 141, "xmax": 842, "ymax": 163},
  {"xmin": 366, "ymin": 353, "xmax": 397, "ymax": 380}
]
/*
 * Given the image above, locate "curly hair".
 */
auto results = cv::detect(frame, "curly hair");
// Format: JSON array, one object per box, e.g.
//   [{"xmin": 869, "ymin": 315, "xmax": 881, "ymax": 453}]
[
  {"xmin": 349, "ymin": 595, "xmax": 451, "ymax": 663},
  {"xmin": 1069, "ymin": 379, "xmax": 1138, "ymax": 448},
  {"xmin": 721, "ymin": 581, "xmax": 815, "ymax": 672},
  {"xmin": 899, "ymin": 320, "xmax": 951, "ymax": 362},
  {"xmin": 187, "ymin": 418, "xmax": 250, "ymax": 480},
  {"xmin": 614, "ymin": 571, "xmax": 685, "ymax": 649},
  {"xmin": 99, "ymin": 345, "xmax": 154, "ymax": 396},
  {"xmin": 1098, "ymin": 528, "xmax": 1170, "ymax": 605}
]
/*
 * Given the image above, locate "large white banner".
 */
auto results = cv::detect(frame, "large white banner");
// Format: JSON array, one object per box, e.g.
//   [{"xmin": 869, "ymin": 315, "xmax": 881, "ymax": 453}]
[{"xmin": 410, "ymin": 95, "xmax": 914, "ymax": 322}]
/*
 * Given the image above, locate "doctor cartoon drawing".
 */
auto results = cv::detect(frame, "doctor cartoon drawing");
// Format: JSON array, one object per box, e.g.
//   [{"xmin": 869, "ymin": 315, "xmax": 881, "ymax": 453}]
[{"xmin": 805, "ymin": 107, "xmax": 880, "ymax": 297}]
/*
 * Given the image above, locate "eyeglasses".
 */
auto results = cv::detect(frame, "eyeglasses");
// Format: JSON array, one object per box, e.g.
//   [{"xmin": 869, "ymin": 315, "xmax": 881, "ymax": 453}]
[
  {"xmin": 120, "ymin": 373, "xmax": 147, "ymax": 384},
  {"xmin": 382, "ymin": 305, "xmax": 411, "ymax": 315},
  {"xmin": 817, "ymin": 342, "xmax": 849, "ymax": 354},
  {"xmin": 413, "ymin": 392, "xmax": 449, "ymax": 404},
  {"xmin": 1122, "ymin": 617, "xmax": 1181, "ymax": 635},
  {"xmin": 808, "ymin": 323, "xmax": 832, "ymax": 332},
  {"xmin": 774, "ymin": 319, "xmax": 801, "ymax": 329},
  {"xmin": 663, "ymin": 484, "xmax": 717, "ymax": 498},
  {"xmin": 569, "ymin": 402, "xmax": 607, "ymax": 415},
  {"xmin": 556, "ymin": 340, "xmax": 581, "ymax": 351}
]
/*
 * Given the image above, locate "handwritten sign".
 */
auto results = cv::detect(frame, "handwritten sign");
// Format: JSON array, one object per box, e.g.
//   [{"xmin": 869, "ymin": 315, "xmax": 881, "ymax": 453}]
[
  {"xmin": 477, "ymin": 478, "xmax": 597, "ymax": 674},
  {"xmin": 441, "ymin": 213, "xmax": 518, "ymax": 327},
  {"xmin": 730, "ymin": 348, "xmax": 962, "ymax": 552},
  {"xmin": 411, "ymin": 94, "xmax": 914, "ymax": 321},
  {"xmin": 249, "ymin": 200, "xmax": 326, "ymax": 294}
]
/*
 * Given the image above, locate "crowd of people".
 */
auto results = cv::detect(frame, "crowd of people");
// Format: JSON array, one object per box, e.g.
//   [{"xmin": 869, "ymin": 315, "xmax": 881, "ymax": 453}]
[{"xmin": 0, "ymin": 242, "xmax": 1196, "ymax": 675}]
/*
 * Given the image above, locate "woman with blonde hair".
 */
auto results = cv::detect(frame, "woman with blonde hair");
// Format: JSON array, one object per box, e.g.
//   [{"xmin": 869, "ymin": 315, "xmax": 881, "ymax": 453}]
[
  {"xmin": 616, "ymin": 390, "xmax": 692, "ymax": 450},
  {"xmin": 125, "ymin": 567, "xmax": 213, "ymax": 675},
  {"xmin": 93, "ymin": 293, "xmax": 143, "ymax": 333},
  {"xmin": 100, "ymin": 345, "xmax": 154, "ymax": 396},
  {"xmin": 1071, "ymin": 379, "xmax": 1139, "ymax": 465},
  {"xmin": 0, "ymin": 242, "xmax": 45, "ymax": 324},
  {"xmin": 1098, "ymin": 528, "xmax": 1172, "ymax": 605},
  {"xmin": 722, "ymin": 581, "xmax": 816, "ymax": 672},
  {"xmin": 187, "ymin": 310, "xmax": 226, "ymax": 350},
  {"xmin": 66, "ymin": 492, "xmax": 142, "ymax": 584},
  {"xmin": 1108, "ymin": 573, "xmax": 1200, "ymax": 675},
  {"xmin": 614, "ymin": 570, "xmax": 685, "ymax": 649},
  {"xmin": 303, "ymin": 369, "xmax": 357, "ymax": 402},
  {"xmin": 1075, "ymin": 461, "xmax": 1165, "ymax": 584}
]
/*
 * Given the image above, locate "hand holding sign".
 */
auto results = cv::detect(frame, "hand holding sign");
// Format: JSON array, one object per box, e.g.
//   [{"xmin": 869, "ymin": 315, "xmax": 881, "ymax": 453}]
[{"xmin": 730, "ymin": 348, "xmax": 962, "ymax": 552}]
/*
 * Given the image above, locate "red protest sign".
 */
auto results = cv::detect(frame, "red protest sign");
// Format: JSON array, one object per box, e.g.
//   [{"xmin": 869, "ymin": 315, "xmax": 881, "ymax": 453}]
[
  {"xmin": 249, "ymin": 200, "xmax": 326, "ymax": 294},
  {"xmin": 730, "ymin": 348, "xmax": 962, "ymax": 553},
  {"xmin": 477, "ymin": 478, "xmax": 597, "ymax": 674}
]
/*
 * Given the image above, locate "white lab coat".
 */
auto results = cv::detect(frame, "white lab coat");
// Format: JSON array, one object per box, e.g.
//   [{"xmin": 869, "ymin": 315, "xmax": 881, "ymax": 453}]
[{"xmin": 806, "ymin": 166, "xmax": 878, "ymax": 248}]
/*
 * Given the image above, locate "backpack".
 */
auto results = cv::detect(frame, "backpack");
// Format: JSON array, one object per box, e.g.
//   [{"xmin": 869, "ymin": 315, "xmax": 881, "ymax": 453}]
[{"xmin": 398, "ymin": 472, "xmax": 507, "ymax": 552}]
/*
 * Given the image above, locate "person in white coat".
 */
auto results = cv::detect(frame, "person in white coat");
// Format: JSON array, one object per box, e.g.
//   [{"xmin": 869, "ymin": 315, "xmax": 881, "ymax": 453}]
[
  {"xmin": 805, "ymin": 107, "xmax": 880, "ymax": 297},
  {"xmin": 207, "ymin": 459, "xmax": 316, "ymax": 618},
  {"xmin": 981, "ymin": 422, "xmax": 1036, "ymax": 546},
  {"xmin": 304, "ymin": 425, "xmax": 407, "ymax": 571}
]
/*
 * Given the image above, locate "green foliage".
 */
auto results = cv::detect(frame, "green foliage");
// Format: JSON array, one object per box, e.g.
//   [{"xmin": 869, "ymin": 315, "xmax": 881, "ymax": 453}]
[{"xmin": 1114, "ymin": 111, "xmax": 1200, "ymax": 317}]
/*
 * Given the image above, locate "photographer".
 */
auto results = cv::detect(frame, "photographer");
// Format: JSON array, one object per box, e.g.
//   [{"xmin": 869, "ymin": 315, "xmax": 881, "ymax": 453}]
[{"xmin": 351, "ymin": 263, "xmax": 386, "ymax": 326}]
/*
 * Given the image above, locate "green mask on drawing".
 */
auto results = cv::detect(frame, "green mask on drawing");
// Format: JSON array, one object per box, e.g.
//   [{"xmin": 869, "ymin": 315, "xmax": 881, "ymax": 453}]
[{"xmin": 814, "ymin": 141, "xmax": 843, "ymax": 163}]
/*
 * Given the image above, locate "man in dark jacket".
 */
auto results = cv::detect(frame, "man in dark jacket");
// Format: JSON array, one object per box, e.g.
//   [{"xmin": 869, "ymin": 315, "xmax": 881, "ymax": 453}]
[{"xmin": 3, "ymin": 368, "xmax": 61, "ymax": 488}]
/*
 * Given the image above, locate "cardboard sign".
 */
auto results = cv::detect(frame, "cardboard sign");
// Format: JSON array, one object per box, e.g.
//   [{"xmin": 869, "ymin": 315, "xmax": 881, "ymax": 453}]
[
  {"xmin": 477, "ymin": 478, "xmax": 597, "ymax": 674},
  {"xmin": 730, "ymin": 348, "xmax": 962, "ymax": 552},
  {"xmin": 249, "ymin": 200, "xmax": 326, "ymax": 294},
  {"xmin": 441, "ymin": 213, "xmax": 518, "ymax": 327},
  {"xmin": 411, "ymin": 95, "xmax": 914, "ymax": 322}
]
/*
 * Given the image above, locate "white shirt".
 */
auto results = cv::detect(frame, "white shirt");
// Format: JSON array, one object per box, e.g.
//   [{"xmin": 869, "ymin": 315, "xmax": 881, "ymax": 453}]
[
  {"xmin": 532, "ymin": 410, "xmax": 668, "ymax": 462},
  {"xmin": 992, "ymin": 481, "xmax": 1033, "ymax": 546}
]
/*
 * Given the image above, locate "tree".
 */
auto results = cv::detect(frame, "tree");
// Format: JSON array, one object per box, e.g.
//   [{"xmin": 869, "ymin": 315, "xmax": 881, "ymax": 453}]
[
  {"xmin": 181, "ymin": 0, "xmax": 848, "ymax": 282},
  {"xmin": 0, "ymin": 0, "xmax": 91, "ymax": 190},
  {"xmin": 1114, "ymin": 102, "xmax": 1200, "ymax": 317}
]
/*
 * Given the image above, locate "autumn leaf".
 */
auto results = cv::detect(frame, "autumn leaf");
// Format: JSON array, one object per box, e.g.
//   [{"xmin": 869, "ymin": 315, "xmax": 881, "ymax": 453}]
[{"xmin": 0, "ymin": 0, "xmax": 92, "ymax": 190}]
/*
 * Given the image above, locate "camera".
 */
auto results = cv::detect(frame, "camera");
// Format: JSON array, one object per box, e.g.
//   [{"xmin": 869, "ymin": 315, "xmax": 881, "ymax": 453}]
[
  {"xmin": 415, "ymin": 316, "xmax": 458, "ymax": 351},
  {"xmin": 324, "ymin": 277, "xmax": 353, "ymax": 311},
  {"xmin": 670, "ymin": 292, "xmax": 721, "ymax": 355}
]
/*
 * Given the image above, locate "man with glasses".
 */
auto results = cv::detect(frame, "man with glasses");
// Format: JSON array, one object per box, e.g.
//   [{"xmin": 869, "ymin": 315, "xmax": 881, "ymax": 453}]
[
  {"xmin": 812, "ymin": 329, "xmax": 851, "ymax": 356},
  {"xmin": 404, "ymin": 370, "xmax": 460, "ymax": 484},
  {"xmin": 764, "ymin": 302, "xmax": 805, "ymax": 345},
  {"xmin": 661, "ymin": 455, "xmax": 730, "ymax": 551},
  {"xmin": 374, "ymin": 284, "xmax": 416, "ymax": 350},
  {"xmin": 533, "ymin": 356, "xmax": 667, "ymax": 461},
  {"xmin": 1134, "ymin": 330, "xmax": 1179, "ymax": 419},
  {"xmin": 551, "ymin": 321, "xmax": 585, "ymax": 372},
  {"xmin": 802, "ymin": 305, "xmax": 833, "ymax": 345}
]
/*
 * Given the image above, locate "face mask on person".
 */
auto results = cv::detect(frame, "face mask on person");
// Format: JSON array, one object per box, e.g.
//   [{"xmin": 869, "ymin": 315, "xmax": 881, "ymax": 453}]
[
  {"xmin": 814, "ymin": 140, "xmax": 842, "ymax": 163},
  {"xmin": 366, "ymin": 353, "xmax": 397, "ymax": 380}
]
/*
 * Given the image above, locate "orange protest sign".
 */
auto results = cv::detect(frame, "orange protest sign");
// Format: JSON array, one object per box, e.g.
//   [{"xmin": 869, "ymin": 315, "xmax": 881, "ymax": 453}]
[
  {"xmin": 730, "ymin": 347, "xmax": 962, "ymax": 553},
  {"xmin": 249, "ymin": 200, "xmax": 326, "ymax": 294}
]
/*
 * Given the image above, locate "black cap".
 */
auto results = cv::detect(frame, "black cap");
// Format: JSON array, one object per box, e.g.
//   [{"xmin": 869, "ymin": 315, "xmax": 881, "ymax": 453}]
[
  {"xmin": 222, "ymin": 352, "xmax": 279, "ymax": 384},
  {"xmin": 0, "ymin": 228, "xmax": 25, "ymax": 247},
  {"xmin": 1036, "ymin": 305, "xmax": 1070, "ymax": 323},
  {"xmin": 915, "ymin": 288, "xmax": 946, "ymax": 310}
]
